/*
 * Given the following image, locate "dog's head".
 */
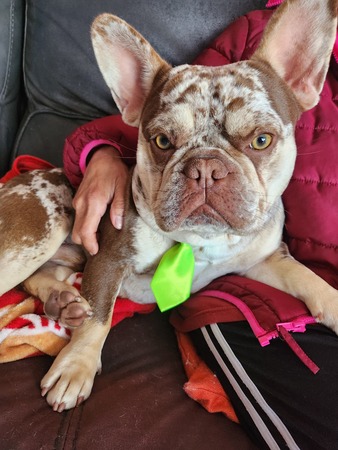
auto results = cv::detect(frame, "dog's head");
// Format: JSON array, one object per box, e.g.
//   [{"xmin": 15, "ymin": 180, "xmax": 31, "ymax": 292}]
[{"xmin": 91, "ymin": 0, "xmax": 337, "ymax": 239}]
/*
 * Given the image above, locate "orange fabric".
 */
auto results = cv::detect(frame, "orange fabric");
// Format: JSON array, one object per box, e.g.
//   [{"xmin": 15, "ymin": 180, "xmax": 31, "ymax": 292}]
[{"xmin": 176, "ymin": 331, "xmax": 238, "ymax": 423}]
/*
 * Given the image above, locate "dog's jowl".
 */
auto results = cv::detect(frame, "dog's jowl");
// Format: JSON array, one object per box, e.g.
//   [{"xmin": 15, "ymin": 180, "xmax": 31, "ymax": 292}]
[{"xmin": 0, "ymin": 0, "xmax": 337, "ymax": 411}]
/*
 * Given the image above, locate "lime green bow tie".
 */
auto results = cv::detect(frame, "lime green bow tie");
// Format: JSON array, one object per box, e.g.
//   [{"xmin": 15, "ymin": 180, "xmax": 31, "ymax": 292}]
[{"xmin": 150, "ymin": 243, "xmax": 195, "ymax": 312}]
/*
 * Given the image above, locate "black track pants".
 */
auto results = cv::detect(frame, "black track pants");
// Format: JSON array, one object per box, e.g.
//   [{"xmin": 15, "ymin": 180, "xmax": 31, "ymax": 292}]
[{"xmin": 191, "ymin": 322, "xmax": 338, "ymax": 450}]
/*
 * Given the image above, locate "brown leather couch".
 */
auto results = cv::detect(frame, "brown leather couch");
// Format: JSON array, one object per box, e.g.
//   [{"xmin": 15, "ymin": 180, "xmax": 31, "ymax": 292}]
[{"xmin": 0, "ymin": 1, "xmax": 266, "ymax": 448}]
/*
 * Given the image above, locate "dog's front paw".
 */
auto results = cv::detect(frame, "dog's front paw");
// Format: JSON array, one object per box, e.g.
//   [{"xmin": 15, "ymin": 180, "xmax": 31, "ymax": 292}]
[
  {"xmin": 41, "ymin": 346, "xmax": 101, "ymax": 412},
  {"xmin": 313, "ymin": 298, "xmax": 338, "ymax": 335},
  {"xmin": 44, "ymin": 290, "xmax": 93, "ymax": 328},
  {"xmin": 306, "ymin": 287, "xmax": 338, "ymax": 335}
]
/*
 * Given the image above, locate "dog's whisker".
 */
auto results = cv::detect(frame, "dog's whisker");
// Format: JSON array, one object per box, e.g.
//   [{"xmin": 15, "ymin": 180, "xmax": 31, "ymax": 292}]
[{"xmin": 103, "ymin": 138, "xmax": 138, "ymax": 154}]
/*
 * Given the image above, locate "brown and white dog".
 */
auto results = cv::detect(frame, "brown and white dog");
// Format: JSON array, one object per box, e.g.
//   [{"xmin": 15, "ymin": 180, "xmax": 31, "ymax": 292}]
[{"xmin": 0, "ymin": 0, "xmax": 337, "ymax": 412}]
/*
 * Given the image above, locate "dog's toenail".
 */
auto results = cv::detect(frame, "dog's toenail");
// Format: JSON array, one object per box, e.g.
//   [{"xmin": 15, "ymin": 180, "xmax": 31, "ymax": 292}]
[
  {"xmin": 76, "ymin": 396, "xmax": 85, "ymax": 407},
  {"xmin": 58, "ymin": 402, "xmax": 66, "ymax": 413},
  {"xmin": 41, "ymin": 387, "xmax": 48, "ymax": 397},
  {"xmin": 53, "ymin": 402, "xmax": 59, "ymax": 412}
]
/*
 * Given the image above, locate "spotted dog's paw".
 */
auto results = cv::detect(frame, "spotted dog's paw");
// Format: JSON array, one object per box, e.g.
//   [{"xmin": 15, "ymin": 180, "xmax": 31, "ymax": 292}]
[{"xmin": 44, "ymin": 290, "xmax": 93, "ymax": 328}]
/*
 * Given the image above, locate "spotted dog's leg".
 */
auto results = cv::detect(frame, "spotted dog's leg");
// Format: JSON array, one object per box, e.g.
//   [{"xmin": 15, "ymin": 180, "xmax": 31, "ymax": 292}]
[
  {"xmin": 0, "ymin": 169, "xmax": 74, "ymax": 296},
  {"xmin": 23, "ymin": 244, "xmax": 92, "ymax": 329}
]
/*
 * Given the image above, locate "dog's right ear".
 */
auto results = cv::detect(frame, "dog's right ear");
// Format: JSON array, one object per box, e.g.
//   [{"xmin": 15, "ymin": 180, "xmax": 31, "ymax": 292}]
[{"xmin": 91, "ymin": 14, "xmax": 170, "ymax": 127}]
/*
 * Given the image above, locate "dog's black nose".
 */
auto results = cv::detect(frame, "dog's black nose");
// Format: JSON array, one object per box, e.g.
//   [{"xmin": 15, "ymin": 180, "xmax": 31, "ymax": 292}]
[{"xmin": 183, "ymin": 158, "xmax": 228, "ymax": 187}]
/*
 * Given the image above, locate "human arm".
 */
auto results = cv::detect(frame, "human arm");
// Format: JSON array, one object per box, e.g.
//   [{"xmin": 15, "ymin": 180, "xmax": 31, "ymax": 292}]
[
  {"xmin": 63, "ymin": 114, "xmax": 138, "ymax": 254},
  {"xmin": 63, "ymin": 114, "xmax": 138, "ymax": 188}
]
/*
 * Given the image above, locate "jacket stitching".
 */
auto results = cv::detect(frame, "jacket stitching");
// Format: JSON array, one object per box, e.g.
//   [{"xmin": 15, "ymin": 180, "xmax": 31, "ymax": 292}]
[
  {"xmin": 290, "ymin": 177, "xmax": 338, "ymax": 187},
  {"xmin": 287, "ymin": 237, "xmax": 338, "ymax": 251},
  {"xmin": 296, "ymin": 123, "xmax": 338, "ymax": 132}
]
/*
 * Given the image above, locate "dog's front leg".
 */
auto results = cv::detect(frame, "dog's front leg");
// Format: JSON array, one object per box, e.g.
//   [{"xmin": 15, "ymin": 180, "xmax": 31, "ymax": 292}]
[
  {"xmin": 40, "ymin": 312, "xmax": 112, "ymax": 412},
  {"xmin": 40, "ymin": 212, "xmax": 131, "ymax": 411},
  {"xmin": 40, "ymin": 260, "xmax": 126, "ymax": 412},
  {"xmin": 245, "ymin": 243, "xmax": 338, "ymax": 334}
]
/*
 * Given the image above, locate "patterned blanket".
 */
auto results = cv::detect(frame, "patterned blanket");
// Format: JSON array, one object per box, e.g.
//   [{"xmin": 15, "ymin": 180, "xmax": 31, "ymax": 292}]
[{"xmin": 0, "ymin": 272, "xmax": 155, "ymax": 362}]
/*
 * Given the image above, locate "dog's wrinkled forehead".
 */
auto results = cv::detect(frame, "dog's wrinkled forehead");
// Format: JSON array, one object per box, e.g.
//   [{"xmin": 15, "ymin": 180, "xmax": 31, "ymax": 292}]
[{"xmin": 143, "ymin": 60, "xmax": 298, "ymax": 143}]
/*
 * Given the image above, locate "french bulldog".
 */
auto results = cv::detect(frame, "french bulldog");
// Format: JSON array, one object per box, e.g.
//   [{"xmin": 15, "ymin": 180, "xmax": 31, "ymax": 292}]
[{"xmin": 0, "ymin": 0, "xmax": 337, "ymax": 412}]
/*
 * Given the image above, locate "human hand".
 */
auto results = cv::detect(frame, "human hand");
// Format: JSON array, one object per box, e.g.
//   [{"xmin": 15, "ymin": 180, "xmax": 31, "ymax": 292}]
[{"xmin": 72, "ymin": 146, "xmax": 129, "ymax": 255}]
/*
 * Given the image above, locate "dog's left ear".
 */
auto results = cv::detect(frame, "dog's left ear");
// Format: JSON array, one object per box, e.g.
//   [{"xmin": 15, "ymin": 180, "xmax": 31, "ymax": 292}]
[
  {"xmin": 91, "ymin": 14, "xmax": 170, "ymax": 127},
  {"xmin": 253, "ymin": 0, "xmax": 337, "ymax": 111}
]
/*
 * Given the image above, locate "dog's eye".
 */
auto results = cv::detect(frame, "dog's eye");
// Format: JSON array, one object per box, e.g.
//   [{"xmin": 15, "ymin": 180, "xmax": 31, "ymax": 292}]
[
  {"xmin": 154, "ymin": 134, "xmax": 172, "ymax": 150},
  {"xmin": 250, "ymin": 133, "xmax": 272, "ymax": 151}
]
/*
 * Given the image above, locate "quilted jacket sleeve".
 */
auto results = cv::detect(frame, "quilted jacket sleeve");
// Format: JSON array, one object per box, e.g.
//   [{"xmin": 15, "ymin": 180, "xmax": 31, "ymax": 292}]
[
  {"xmin": 63, "ymin": 114, "xmax": 138, "ymax": 188},
  {"xmin": 192, "ymin": 10, "xmax": 272, "ymax": 66}
]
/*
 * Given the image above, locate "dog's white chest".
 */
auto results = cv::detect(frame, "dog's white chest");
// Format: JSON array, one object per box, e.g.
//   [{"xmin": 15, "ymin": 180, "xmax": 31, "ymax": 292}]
[{"xmin": 119, "ymin": 220, "xmax": 273, "ymax": 305}]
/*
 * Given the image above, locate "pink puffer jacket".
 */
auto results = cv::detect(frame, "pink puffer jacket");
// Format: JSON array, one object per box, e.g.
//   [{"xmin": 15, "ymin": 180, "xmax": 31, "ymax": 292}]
[{"xmin": 63, "ymin": 8, "xmax": 338, "ymax": 291}]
